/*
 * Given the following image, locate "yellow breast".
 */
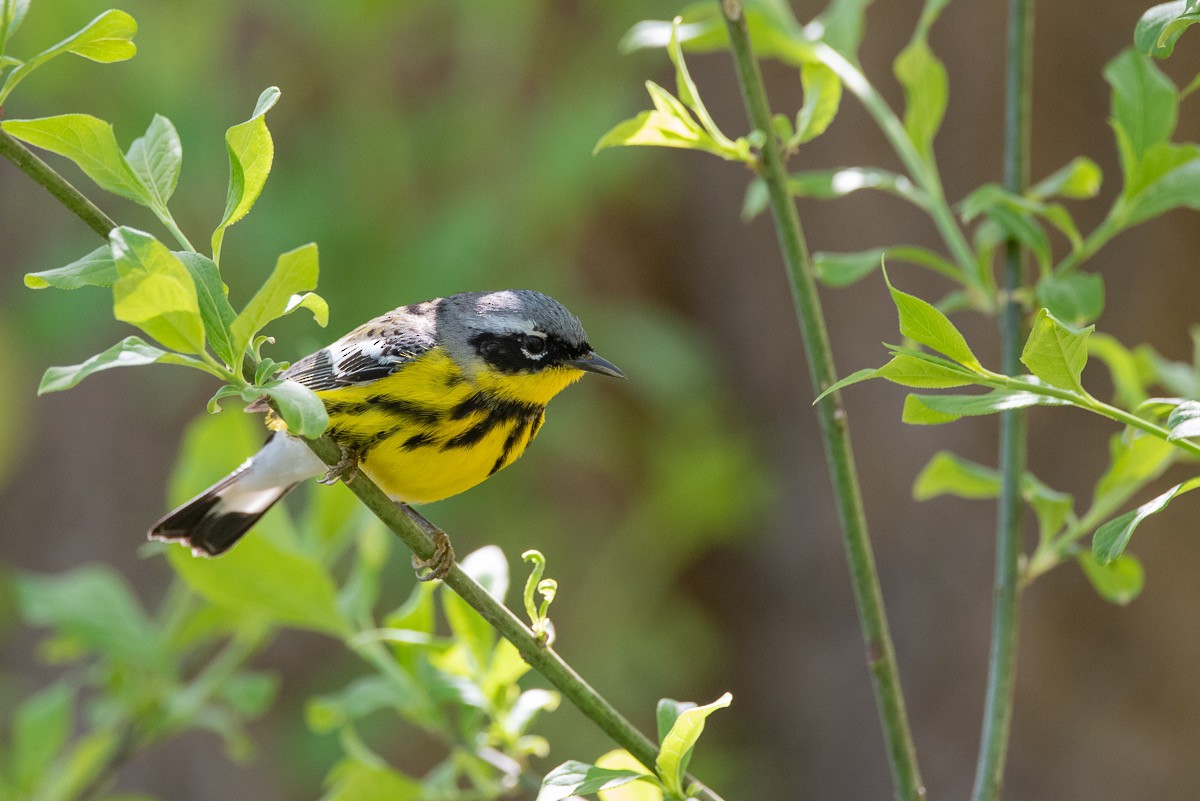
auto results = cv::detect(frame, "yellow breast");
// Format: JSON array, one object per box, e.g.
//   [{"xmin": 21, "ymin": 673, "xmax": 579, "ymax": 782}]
[{"xmin": 308, "ymin": 348, "xmax": 581, "ymax": 504}]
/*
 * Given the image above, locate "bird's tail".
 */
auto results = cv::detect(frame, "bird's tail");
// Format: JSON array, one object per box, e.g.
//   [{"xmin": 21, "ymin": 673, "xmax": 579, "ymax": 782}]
[{"xmin": 149, "ymin": 432, "xmax": 325, "ymax": 556}]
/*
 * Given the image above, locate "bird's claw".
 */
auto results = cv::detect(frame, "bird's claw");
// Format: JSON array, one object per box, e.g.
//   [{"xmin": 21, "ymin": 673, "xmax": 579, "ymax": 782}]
[
  {"xmin": 413, "ymin": 528, "xmax": 455, "ymax": 582},
  {"xmin": 320, "ymin": 446, "xmax": 359, "ymax": 485}
]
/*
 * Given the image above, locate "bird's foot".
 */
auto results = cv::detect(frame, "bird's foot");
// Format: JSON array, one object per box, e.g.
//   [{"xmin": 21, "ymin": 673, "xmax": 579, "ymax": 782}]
[
  {"xmin": 319, "ymin": 445, "xmax": 359, "ymax": 485},
  {"xmin": 413, "ymin": 526, "xmax": 455, "ymax": 582}
]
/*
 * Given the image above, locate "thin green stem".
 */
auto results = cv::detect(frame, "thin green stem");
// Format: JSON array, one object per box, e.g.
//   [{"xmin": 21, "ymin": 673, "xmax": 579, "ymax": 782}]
[
  {"xmin": 813, "ymin": 42, "xmax": 978, "ymax": 287},
  {"xmin": 302, "ymin": 435, "xmax": 724, "ymax": 801},
  {"xmin": 721, "ymin": 5, "xmax": 924, "ymax": 800},
  {"xmin": 972, "ymin": 2, "xmax": 1032, "ymax": 799},
  {"xmin": 156, "ymin": 207, "xmax": 197, "ymax": 252},
  {"xmin": 0, "ymin": 126, "xmax": 116, "ymax": 237}
]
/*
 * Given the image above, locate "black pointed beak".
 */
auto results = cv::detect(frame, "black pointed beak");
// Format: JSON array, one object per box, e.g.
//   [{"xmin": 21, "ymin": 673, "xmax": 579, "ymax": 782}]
[{"xmin": 565, "ymin": 351, "xmax": 626, "ymax": 379}]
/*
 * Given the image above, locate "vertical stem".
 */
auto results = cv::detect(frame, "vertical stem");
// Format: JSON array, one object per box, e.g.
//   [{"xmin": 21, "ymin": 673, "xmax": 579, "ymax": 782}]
[
  {"xmin": 972, "ymin": 0, "xmax": 1032, "ymax": 799},
  {"xmin": 720, "ymin": 5, "xmax": 924, "ymax": 800}
]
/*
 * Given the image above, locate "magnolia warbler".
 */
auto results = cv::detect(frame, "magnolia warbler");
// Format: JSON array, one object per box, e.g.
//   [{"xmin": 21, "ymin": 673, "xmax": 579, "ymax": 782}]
[{"xmin": 150, "ymin": 289, "xmax": 624, "ymax": 576}]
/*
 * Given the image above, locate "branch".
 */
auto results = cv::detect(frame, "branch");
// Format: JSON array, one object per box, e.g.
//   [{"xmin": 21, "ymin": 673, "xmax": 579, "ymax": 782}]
[
  {"xmin": 718, "ymin": 4, "xmax": 925, "ymax": 800},
  {"xmin": 972, "ymin": 0, "xmax": 1033, "ymax": 798}
]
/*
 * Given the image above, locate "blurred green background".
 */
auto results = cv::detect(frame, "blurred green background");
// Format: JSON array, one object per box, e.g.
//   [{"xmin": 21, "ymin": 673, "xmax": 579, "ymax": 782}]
[{"xmin": 3, "ymin": 1, "xmax": 1200, "ymax": 799}]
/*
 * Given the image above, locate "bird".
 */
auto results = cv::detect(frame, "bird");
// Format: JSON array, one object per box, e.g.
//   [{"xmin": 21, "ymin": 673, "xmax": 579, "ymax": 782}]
[{"xmin": 149, "ymin": 289, "xmax": 624, "ymax": 578}]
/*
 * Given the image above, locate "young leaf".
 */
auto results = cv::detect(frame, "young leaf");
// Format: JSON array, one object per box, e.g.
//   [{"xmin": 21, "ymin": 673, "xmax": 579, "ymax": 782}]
[
  {"xmin": 813, "ymin": 367, "xmax": 880, "ymax": 404},
  {"xmin": 321, "ymin": 758, "xmax": 423, "ymax": 801},
  {"xmin": 212, "ymin": 87, "xmax": 281, "ymax": 262},
  {"xmin": 811, "ymin": 246, "xmax": 957, "ymax": 287},
  {"xmin": 1088, "ymin": 333, "xmax": 1150, "ymax": 408},
  {"xmin": 16, "ymin": 566, "xmax": 168, "ymax": 669},
  {"xmin": 814, "ymin": 0, "xmax": 872, "ymax": 59},
  {"xmin": 1135, "ymin": 1, "xmax": 1200, "ymax": 58},
  {"xmin": 595, "ymin": 750, "xmax": 663, "ymax": 801},
  {"xmin": 125, "ymin": 114, "xmax": 182, "ymax": 211},
  {"xmin": 1077, "ymin": 551, "xmax": 1144, "ymax": 605},
  {"xmin": 1105, "ymin": 49, "xmax": 1177, "ymax": 172},
  {"xmin": 167, "ymin": 526, "xmax": 349, "ymax": 637},
  {"xmin": 1122, "ymin": 154, "xmax": 1200, "ymax": 224},
  {"xmin": 893, "ymin": 38, "xmax": 947, "ymax": 160},
  {"xmin": 657, "ymin": 698, "xmax": 695, "ymax": 743},
  {"xmin": 24, "ymin": 245, "xmax": 116, "ymax": 289},
  {"xmin": 0, "ymin": 9, "xmax": 136, "ymax": 105},
  {"xmin": 885, "ymin": 272, "xmax": 982, "ymax": 370},
  {"xmin": 538, "ymin": 761, "xmax": 653, "ymax": 801},
  {"xmin": 1093, "ymin": 476, "xmax": 1200, "ymax": 563},
  {"xmin": 1093, "ymin": 432, "xmax": 1176, "ymax": 508},
  {"xmin": 913, "ymin": 450, "xmax": 1000, "ymax": 500},
  {"xmin": 110, "ymin": 227, "xmax": 206, "ymax": 354},
  {"xmin": 38, "ymin": 335, "xmax": 202, "ymax": 394},
  {"xmin": 1029, "ymin": 156, "xmax": 1102, "ymax": 200},
  {"xmin": 666, "ymin": 16, "xmax": 742, "ymax": 158},
  {"xmin": 256, "ymin": 379, "xmax": 328, "ymax": 438},
  {"xmin": 793, "ymin": 61, "xmax": 841, "ymax": 145},
  {"xmin": 902, "ymin": 388, "xmax": 1069, "ymax": 425},
  {"xmin": 1035, "ymin": 272, "xmax": 1104, "ymax": 326},
  {"xmin": 12, "ymin": 683, "xmax": 75, "ymax": 791},
  {"xmin": 874, "ymin": 351, "xmax": 979, "ymax": 388},
  {"xmin": 175, "ymin": 251, "xmax": 238, "ymax": 367},
  {"xmin": 1019, "ymin": 308, "xmax": 1094, "ymax": 393},
  {"xmin": 655, "ymin": 692, "xmax": 731, "ymax": 796},
  {"xmin": 1, "ymin": 115, "xmax": 149, "ymax": 203},
  {"xmin": 1, "ymin": 0, "xmax": 32, "ymax": 52},
  {"xmin": 230, "ymin": 242, "xmax": 319, "ymax": 361},
  {"xmin": 1166, "ymin": 399, "xmax": 1200, "ymax": 440},
  {"xmin": 284, "ymin": 292, "xmax": 330, "ymax": 327}
]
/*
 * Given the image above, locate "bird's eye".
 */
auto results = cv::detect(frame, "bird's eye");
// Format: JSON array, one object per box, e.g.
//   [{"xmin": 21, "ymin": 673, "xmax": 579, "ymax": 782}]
[{"xmin": 522, "ymin": 335, "xmax": 547, "ymax": 357}]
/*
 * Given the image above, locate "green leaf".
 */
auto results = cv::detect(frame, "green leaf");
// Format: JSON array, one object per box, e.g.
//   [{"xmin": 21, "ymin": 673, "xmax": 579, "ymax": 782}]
[
  {"xmin": 231, "ymin": 242, "xmax": 319, "ymax": 359},
  {"xmin": 1135, "ymin": 1, "xmax": 1200, "ymax": 58},
  {"xmin": 38, "ymin": 335, "xmax": 202, "ymax": 395},
  {"xmin": 110, "ymin": 226, "xmax": 206, "ymax": 354},
  {"xmin": 168, "ymin": 528, "xmax": 349, "ymax": 637},
  {"xmin": 306, "ymin": 675, "xmax": 421, "ymax": 734},
  {"xmin": 1, "ymin": 114, "xmax": 148, "ymax": 204},
  {"xmin": 1035, "ymin": 272, "xmax": 1104, "ymax": 326},
  {"xmin": 538, "ymin": 761, "xmax": 653, "ymax": 801},
  {"xmin": 175, "ymin": 251, "xmax": 238, "ymax": 367},
  {"xmin": 811, "ymin": 246, "xmax": 957, "ymax": 286},
  {"xmin": 12, "ymin": 683, "xmax": 74, "ymax": 791},
  {"xmin": 1024, "ymin": 475, "xmax": 1075, "ymax": 542},
  {"xmin": 322, "ymin": 758, "xmax": 423, "ymax": 801},
  {"xmin": 1029, "ymin": 156, "xmax": 1102, "ymax": 200},
  {"xmin": 1020, "ymin": 308, "xmax": 1094, "ymax": 392},
  {"xmin": 913, "ymin": 450, "xmax": 1000, "ymax": 499},
  {"xmin": 594, "ymin": 750, "xmax": 662, "ymax": 801},
  {"xmin": 1077, "ymin": 551, "xmax": 1144, "ymax": 605},
  {"xmin": 902, "ymin": 387, "xmax": 1070, "ymax": 425},
  {"xmin": 893, "ymin": 38, "xmax": 947, "ymax": 160},
  {"xmin": 0, "ymin": 10, "xmax": 136, "ymax": 105},
  {"xmin": 813, "ymin": 0, "xmax": 873, "ymax": 58},
  {"xmin": 220, "ymin": 671, "xmax": 279, "ymax": 718},
  {"xmin": 17, "ymin": 566, "xmax": 168, "ymax": 669},
  {"xmin": 284, "ymin": 292, "xmax": 330, "ymax": 327},
  {"xmin": 1094, "ymin": 432, "xmax": 1176, "ymax": 507},
  {"xmin": 1, "ymin": 0, "xmax": 32, "ymax": 52},
  {"xmin": 1122, "ymin": 152, "xmax": 1200, "ymax": 224},
  {"xmin": 125, "ymin": 114, "xmax": 181, "ymax": 211},
  {"xmin": 875, "ymin": 351, "xmax": 979, "ymax": 388},
  {"xmin": 212, "ymin": 86, "xmax": 280, "ymax": 262},
  {"xmin": 256, "ymin": 379, "xmax": 329, "ymax": 438},
  {"xmin": 812, "ymin": 366, "xmax": 880, "ymax": 404},
  {"xmin": 655, "ymin": 692, "xmax": 731, "ymax": 796},
  {"xmin": 793, "ymin": 61, "xmax": 841, "ymax": 144},
  {"xmin": 885, "ymin": 271, "xmax": 982, "ymax": 370},
  {"xmin": 657, "ymin": 698, "xmax": 695, "ymax": 743},
  {"xmin": 743, "ymin": 168, "xmax": 923, "ymax": 221},
  {"xmin": 1088, "ymin": 333, "xmax": 1149, "ymax": 408},
  {"xmin": 1166, "ymin": 399, "xmax": 1200, "ymax": 440},
  {"xmin": 1093, "ymin": 476, "xmax": 1200, "ymax": 562},
  {"xmin": 1105, "ymin": 49, "xmax": 1177, "ymax": 173},
  {"xmin": 25, "ymin": 245, "xmax": 116, "ymax": 289}
]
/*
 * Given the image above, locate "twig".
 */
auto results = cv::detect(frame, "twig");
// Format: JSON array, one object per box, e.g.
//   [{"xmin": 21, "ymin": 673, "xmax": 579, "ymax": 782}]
[{"xmin": 718, "ymin": 5, "xmax": 925, "ymax": 800}]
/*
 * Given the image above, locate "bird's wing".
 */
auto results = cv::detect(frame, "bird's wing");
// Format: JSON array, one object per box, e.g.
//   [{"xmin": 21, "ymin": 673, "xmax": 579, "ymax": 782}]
[{"xmin": 283, "ymin": 304, "xmax": 439, "ymax": 391}]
